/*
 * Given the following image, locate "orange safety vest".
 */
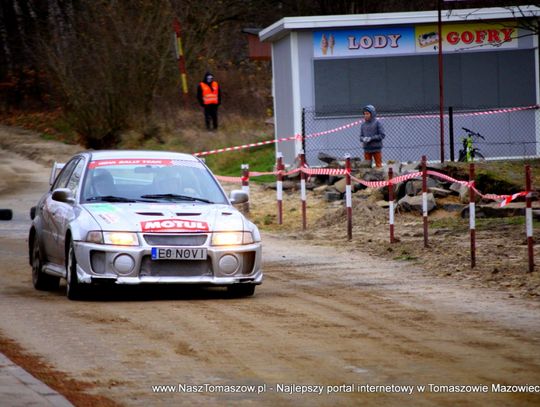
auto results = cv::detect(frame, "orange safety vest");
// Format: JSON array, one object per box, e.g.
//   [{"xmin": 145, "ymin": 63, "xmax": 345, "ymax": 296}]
[{"xmin": 200, "ymin": 81, "xmax": 219, "ymax": 105}]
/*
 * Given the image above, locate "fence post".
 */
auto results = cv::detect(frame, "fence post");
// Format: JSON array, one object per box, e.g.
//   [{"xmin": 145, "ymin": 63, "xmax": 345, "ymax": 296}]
[
  {"xmin": 301, "ymin": 108, "xmax": 306, "ymax": 154},
  {"xmin": 469, "ymin": 163, "xmax": 476, "ymax": 268},
  {"xmin": 449, "ymin": 106, "xmax": 455, "ymax": 162},
  {"xmin": 345, "ymin": 155, "xmax": 352, "ymax": 241},
  {"xmin": 389, "ymin": 167, "xmax": 395, "ymax": 244},
  {"xmin": 300, "ymin": 150, "xmax": 307, "ymax": 230},
  {"xmin": 525, "ymin": 165, "xmax": 534, "ymax": 272},
  {"xmin": 276, "ymin": 153, "xmax": 284, "ymax": 225},
  {"xmin": 241, "ymin": 164, "xmax": 249, "ymax": 213},
  {"xmin": 422, "ymin": 155, "xmax": 429, "ymax": 248}
]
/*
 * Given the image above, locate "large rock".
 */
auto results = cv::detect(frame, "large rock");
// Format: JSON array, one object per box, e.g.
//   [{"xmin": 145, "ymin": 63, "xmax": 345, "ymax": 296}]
[
  {"xmin": 333, "ymin": 177, "xmax": 347, "ymax": 193},
  {"xmin": 457, "ymin": 183, "xmax": 481, "ymax": 204},
  {"xmin": 405, "ymin": 178, "xmax": 438, "ymax": 196},
  {"xmin": 460, "ymin": 202, "xmax": 530, "ymax": 219},
  {"xmin": 398, "ymin": 193, "xmax": 437, "ymax": 213},
  {"xmin": 428, "ymin": 186, "xmax": 452, "ymax": 198}
]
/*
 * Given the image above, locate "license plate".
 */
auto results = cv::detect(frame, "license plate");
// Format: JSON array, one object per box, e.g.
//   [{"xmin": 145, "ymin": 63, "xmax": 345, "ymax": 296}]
[{"xmin": 151, "ymin": 247, "xmax": 207, "ymax": 260}]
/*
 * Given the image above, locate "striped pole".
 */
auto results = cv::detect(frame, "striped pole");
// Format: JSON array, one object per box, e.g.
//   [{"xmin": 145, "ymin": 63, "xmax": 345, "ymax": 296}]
[
  {"xmin": 345, "ymin": 155, "xmax": 352, "ymax": 240},
  {"xmin": 173, "ymin": 18, "xmax": 189, "ymax": 108},
  {"xmin": 388, "ymin": 167, "xmax": 395, "ymax": 243},
  {"xmin": 469, "ymin": 163, "xmax": 476, "ymax": 268},
  {"xmin": 241, "ymin": 164, "xmax": 249, "ymax": 214},
  {"xmin": 525, "ymin": 165, "xmax": 534, "ymax": 272},
  {"xmin": 422, "ymin": 155, "xmax": 429, "ymax": 248},
  {"xmin": 276, "ymin": 153, "xmax": 284, "ymax": 225},
  {"xmin": 300, "ymin": 150, "xmax": 307, "ymax": 230}
]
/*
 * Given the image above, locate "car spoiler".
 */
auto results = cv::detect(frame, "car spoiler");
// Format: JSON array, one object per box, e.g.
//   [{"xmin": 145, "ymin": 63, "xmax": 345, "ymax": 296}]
[{"xmin": 49, "ymin": 161, "xmax": 65, "ymax": 185}]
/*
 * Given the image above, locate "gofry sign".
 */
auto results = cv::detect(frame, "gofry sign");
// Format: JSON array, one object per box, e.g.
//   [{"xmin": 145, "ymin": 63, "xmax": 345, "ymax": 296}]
[{"xmin": 415, "ymin": 22, "xmax": 518, "ymax": 53}]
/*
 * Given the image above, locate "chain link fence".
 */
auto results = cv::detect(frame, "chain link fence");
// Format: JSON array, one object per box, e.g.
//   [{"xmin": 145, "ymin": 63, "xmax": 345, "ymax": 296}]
[{"xmin": 302, "ymin": 105, "xmax": 539, "ymax": 166}]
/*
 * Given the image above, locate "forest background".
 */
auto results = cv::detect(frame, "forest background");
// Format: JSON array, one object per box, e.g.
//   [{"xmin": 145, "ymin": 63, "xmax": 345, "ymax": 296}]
[{"xmin": 0, "ymin": 1, "xmax": 536, "ymax": 154}]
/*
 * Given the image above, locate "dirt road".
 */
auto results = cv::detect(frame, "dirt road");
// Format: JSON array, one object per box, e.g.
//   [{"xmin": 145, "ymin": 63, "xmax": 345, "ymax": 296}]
[{"xmin": 1, "ymin": 146, "xmax": 540, "ymax": 406}]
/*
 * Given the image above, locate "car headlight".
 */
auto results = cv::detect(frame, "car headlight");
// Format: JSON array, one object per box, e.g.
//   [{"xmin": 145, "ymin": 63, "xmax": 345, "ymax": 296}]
[
  {"xmin": 86, "ymin": 231, "xmax": 139, "ymax": 246},
  {"xmin": 211, "ymin": 231, "xmax": 254, "ymax": 246}
]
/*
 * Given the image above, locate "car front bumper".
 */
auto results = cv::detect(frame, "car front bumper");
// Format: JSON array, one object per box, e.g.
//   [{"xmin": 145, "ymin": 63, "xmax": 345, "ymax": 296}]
[{"xmin": 73, "ymin": 240, "xmax": 262, "ymax": 286}]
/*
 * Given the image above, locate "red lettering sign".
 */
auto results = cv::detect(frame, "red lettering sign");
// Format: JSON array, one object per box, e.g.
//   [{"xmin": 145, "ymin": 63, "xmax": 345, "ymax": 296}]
[
  {"xmin": 141, "ymin": 218, "xmax": 209, "ymax": 232},
  {"xmin": 445, "ymin": 28, "xmax": 515, "ymax": 47}
]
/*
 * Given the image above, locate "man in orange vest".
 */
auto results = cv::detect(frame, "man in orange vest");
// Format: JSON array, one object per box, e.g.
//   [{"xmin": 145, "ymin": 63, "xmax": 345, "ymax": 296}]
[{"xmin": 197, "ymin": 72, "xmax": 221, "ymax": 130}]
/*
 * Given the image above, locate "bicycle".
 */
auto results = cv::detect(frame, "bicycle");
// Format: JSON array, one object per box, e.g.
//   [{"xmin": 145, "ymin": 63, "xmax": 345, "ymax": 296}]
[{"xmin": 458, "ymin": 127, "xmax": 486, "ymax": 162}]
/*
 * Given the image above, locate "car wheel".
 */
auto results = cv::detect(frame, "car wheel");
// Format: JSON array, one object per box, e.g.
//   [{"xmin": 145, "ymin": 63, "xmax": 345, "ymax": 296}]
[
  {"xmin": 227, "ymin": 284, "xmax": 256, "ymax": 297},
  {"xmin": 32, "ymin": 237, "xmax": 60, "ymax": 291},
  {"xmin": 66, "ymin": 241, "xmax": 85, "ymax": 300}
]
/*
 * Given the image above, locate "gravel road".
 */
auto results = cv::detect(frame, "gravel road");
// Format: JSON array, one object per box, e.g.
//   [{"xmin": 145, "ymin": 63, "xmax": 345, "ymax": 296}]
[{"xmin": 0, "ymin": 144, "xmax": 540, "ymax": 406}]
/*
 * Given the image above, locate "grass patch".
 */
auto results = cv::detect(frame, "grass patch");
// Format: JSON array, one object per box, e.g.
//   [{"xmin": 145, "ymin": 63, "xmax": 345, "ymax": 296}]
[{"xmin": 204, "ymin": 143, "xmax": 276, "ymax": 183}]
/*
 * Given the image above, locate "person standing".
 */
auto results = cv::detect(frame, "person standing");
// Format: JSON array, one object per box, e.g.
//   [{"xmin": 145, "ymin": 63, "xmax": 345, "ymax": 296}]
[
  {"xmin": 197, "ymin": 72, "xmax": 221, "ymax": 130},
  {"xmin": 360, "ymin": 104, "xmax": 385, "ymax": 168}
]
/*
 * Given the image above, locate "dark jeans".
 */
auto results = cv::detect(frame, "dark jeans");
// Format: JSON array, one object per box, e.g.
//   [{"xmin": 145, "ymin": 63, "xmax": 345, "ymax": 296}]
[{"xmin": 203, "ymin": 105, "xmax": 219, "ymax": 130}]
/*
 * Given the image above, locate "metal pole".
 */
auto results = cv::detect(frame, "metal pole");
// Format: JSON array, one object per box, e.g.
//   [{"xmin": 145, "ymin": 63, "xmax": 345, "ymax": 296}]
[
  {"xmin": 300, "ymin": 150, "xmax": 307, "ymax": 230},
  {"xmin": 469, "ymin": 163, "xmax": 476, "ymax": 268},
  {"xmin": 345, "ymin": 155, "xmax": 352, "ymax": 241},
  {"xmin": 389, "ymin": 167, "xmax": 395, "ymax": 244},
  {"xmin": 449, "ymin": 106, "xmax": 455, "ymax": 162},
  {"xmin": 301, "ymin": 108, "xmax": 306, "ymax": 155},
  {"xmin": 525, "ymin": 165, "xmax": 534, "ymax": 272},
  {"xmin": 173, "ymin": 18, "xmax": 189, "ymax": 108},
  {"xmin": 276, "ymin": 153, "xmax": 284, "ymax": 225},
  {"xmin": 437, "ymin": 0, "xmax": 445, "ymax": 163},
  {"xmin": 241, "ymin": 164, "xmax": 249, "ymax": 214},
  {"xmin": 422, "ymin": 155, "xmax": 429, "ymax": 247}
]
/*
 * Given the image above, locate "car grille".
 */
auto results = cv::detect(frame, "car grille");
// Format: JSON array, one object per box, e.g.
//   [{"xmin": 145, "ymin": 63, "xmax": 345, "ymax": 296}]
[
  {"xmin": 140, "ymin": 256, "xmax": 212, "ymax": 277},
  {"xmin": 143, "ymin": 234, "xmax": 208, "ymax": 246}
]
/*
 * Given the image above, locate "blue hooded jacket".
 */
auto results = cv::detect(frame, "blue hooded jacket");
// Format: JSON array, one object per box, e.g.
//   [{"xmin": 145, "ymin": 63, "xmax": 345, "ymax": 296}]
[{"xmin": 360, "ymin": 105, "xmax": 385, "ymax": 153}]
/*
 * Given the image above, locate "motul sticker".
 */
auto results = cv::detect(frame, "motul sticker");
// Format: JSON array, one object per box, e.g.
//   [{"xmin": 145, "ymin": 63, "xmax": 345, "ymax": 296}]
[{"xmin": 141, "ymin": 218, "xmax": 209, "ymax": 232}]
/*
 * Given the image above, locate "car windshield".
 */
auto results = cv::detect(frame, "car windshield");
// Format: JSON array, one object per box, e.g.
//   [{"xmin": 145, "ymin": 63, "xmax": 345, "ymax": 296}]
[{"xmin": 81, "ymin": 159, "xmax": 228, "ymax": 204}]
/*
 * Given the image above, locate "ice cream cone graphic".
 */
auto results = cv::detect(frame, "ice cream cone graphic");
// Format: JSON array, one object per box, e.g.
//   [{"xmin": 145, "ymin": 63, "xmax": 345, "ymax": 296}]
[
  {"xmin": 321, "ymin": 34, "xmax": 328, "ymax": 55},
  {"xmin": 329, "ymin": 34, "xmax": 335, "ymax": 55}
]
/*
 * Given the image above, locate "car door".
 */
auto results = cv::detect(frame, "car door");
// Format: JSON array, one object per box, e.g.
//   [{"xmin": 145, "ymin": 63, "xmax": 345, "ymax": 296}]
[
  {"xmin": 41, "ymin": 158, "xmax": 80, "ymax": 265},
  {"xmin": 55, "ymin": 157, "xmax": 87, "ymax": 265}
]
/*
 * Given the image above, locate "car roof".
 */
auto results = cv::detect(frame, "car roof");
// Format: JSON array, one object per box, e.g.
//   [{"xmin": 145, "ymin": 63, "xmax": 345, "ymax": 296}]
[{"xmin": 84, "ymin": 150, "xmax": 199, "ymax": 162}]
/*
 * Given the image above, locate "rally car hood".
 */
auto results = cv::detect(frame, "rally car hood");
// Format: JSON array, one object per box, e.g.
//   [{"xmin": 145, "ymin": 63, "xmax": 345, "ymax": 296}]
[{"xmin": 83, "ymin": 202, "xmax": 245, "ymax": 233}]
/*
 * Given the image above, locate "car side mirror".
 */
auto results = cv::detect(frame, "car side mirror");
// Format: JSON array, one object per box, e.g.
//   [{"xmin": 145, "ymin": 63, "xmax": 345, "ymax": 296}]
[
  {"xmin": 52, "ymin": 188, "xmax": 75, "ymax": 204},
  {"xmin": 230, "ymin": 190, "xmax": 248, "ymax": 204}
]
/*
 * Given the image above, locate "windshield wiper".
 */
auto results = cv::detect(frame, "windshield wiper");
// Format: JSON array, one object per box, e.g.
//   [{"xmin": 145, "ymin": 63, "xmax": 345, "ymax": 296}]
[
  {"xmin": 86, "ymin": 195, "xmax": 138, "ymax": 203},
  {"xmin": 140, "ymin": 193, "xmax": 213, "ymax": 204}
]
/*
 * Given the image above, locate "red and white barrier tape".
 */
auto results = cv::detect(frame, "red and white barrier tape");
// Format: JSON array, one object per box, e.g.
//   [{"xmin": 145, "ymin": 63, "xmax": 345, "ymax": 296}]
[
  {"xmin": 216, "ymin": 166, "xmax": 529, "ymax": 207},
  {"xmin": 194, "ymin": 105, "xmax": 539, "ymax": 157},
  {"xmin": 385, "ymin": 105, "xmax": 539, "ymax": 120},
  {"xmin": 214, "ymin": 175, "xmax": 244, "ymax": 184}
]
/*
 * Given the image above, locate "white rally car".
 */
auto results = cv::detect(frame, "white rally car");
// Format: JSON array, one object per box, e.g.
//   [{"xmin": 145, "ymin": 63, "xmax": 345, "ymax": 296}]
[{"xmin": 29, "ymin": 150, "xmax": 262, "ymax": 300}]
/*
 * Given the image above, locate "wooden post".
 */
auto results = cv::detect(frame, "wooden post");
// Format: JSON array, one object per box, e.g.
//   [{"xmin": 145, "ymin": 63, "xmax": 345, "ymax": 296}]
[
  {"xmin": 241, "ymin": 164, "xmax": 249, "ymax": 213},
  {"xmin": 300, "ymin": 151, "xmax": 307, "ymax": 230},
  {"xmin": 173, "ymin": 18, "xmax": 189, "ymax": 108},
  {"xmin": 345, "ymin": 155, "xmax": 352, "ymax": 241},
  {"xmin": 389, "ymin": 167, "xmax": 395, "ymax": 244},
  {"xmin": 469, "ymin": 163, "xmax": 476, "ymax": 268},
  {"xmin": 276, "ymin": 153, "xmax": 284, "ymax": 225},
  {"xmin": 526, "ymin": 165, "xmax": 534, "ymax": 272},
  {"xmin": 422, "ymin": 155, "xmax": 429, "ymax": 248}
]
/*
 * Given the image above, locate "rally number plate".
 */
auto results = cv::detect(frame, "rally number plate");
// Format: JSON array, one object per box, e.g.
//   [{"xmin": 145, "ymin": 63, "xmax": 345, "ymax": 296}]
[{"xmin": 151, "ymin": 247, "xmax": 207, "ymax": 261}]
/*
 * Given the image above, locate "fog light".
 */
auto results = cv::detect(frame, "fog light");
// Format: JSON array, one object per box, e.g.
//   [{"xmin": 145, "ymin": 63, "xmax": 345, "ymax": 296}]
[
  {"xmin": 219, "ymin": 254, "xmax": 239, "ymax": 275},
  {"xmin": 113, "ymin": 254, "xmax": 135, "ymax": 275}
]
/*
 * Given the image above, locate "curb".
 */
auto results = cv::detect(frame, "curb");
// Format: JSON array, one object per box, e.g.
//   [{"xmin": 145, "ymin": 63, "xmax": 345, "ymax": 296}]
[{"xmin": 0, "ymin": 353, "xmax": 74, "ymax": 407}]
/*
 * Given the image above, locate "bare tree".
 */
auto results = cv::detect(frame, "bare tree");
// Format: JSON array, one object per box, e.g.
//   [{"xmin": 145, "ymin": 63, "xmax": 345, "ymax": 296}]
[{"xmin": 38, "ymin": 0, "xmax": 175, "ymax": 148}]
